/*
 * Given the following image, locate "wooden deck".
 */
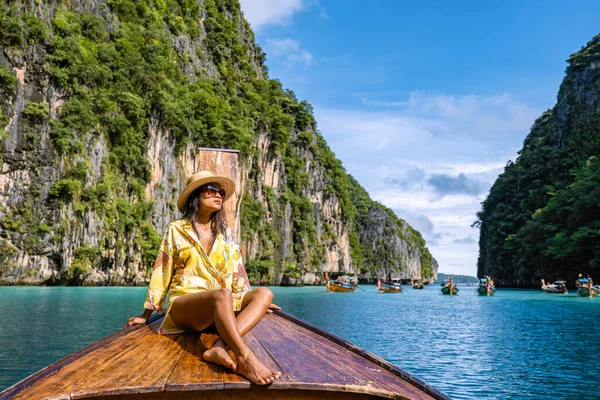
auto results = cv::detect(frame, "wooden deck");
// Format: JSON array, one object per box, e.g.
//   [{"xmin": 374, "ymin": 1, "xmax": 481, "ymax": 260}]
[{"xmin": 1, "ymin": 311, "xmax": 450, "ymax": 400}]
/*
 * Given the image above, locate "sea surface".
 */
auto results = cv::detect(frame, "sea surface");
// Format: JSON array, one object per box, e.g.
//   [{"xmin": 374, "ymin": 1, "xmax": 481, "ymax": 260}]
[{"xmin": 1, "ymin": 285, "xmax": 599, "ymax": 399}]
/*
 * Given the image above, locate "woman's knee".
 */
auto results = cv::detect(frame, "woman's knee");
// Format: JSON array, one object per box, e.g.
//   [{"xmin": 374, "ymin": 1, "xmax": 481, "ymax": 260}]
[
  {"xmin": 213, "ymin": 287, "xmax": 232, "ymax": 304},
  {"xmin": 255, "ymin": 287, "xmax": 273, "ymax": 303}
]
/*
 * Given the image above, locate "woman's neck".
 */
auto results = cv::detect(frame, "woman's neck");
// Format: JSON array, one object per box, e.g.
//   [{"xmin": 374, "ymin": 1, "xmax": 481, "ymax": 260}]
[{"xmin": 194, "ymin": 210, "xmax": 213, "ymax": 226}]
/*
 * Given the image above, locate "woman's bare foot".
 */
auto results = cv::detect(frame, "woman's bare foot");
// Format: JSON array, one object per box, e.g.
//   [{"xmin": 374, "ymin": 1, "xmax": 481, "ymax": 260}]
[
  {"xmin": 236, "ymin": 350, "xmax": 281, "ymax": 385},
  {"xmin": 203, "ymin": 339, "xmax": 236, "ymax": 371}
]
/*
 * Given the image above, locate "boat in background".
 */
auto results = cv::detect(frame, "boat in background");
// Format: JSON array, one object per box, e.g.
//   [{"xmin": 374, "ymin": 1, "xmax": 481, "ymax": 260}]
[
  {"xmin": 377, "ymin": 276, "xmax": 403, "ymax": 293},
  {"xmin": 477, "ymin": 277, "xmax": 496, "ymax": 296},
  {"xmin": 576, "ymin": 277, "xmax": 600, "ymax": 297},
  {"xmin": 441, "ymin": 277, "xmax": 459, "ymax": 295},
  {"xmin": 541, "ymin": 279, "xmax": 568, "ymax": 294},
  {"xmin": 327, "ymin": 280, "xmax": 356, "ymax": 292},
  {"xmin": 325, "ymin": 272, "xmax": 356, "ymax": 292},
  {"xmin": 412, "ymin": 280, "xmax": 424, "ymax": 289}
]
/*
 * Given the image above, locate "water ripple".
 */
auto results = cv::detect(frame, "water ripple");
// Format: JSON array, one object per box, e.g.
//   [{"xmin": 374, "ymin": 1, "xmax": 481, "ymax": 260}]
[{"xmin": 1, "ymin": 286, "xmax": 599, "ymax": 399}]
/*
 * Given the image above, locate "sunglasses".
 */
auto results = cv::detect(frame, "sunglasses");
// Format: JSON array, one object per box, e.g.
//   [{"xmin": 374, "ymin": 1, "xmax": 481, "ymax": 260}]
[{"xmin": 201, "ymin": 184, "xmax": 226, "ymax": 198}]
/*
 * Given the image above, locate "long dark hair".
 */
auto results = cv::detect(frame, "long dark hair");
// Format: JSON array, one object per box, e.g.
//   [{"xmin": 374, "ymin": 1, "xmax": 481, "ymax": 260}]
[{"xmin": 182, "ymin": 185, "xmax": 228, "ymax": 237}]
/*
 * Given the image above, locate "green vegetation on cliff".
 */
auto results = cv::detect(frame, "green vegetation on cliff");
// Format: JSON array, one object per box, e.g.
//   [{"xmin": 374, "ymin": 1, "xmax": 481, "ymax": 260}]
[
  {"xmin": 0, "ymin": 0, "xmax": 434, "ymax": 284},
  {"xmin": 348, "ymin": 176, "xmax": 434, "ymax": 279},
  {"xmin": 476, "ymin": 34, "xmax": 600, "ymax": 286}
]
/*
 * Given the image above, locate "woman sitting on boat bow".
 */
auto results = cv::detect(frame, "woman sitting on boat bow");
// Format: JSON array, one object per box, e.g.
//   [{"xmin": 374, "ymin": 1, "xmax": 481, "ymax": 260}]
[{"xmin": 126, "ymin": 170, "xmax": 281, "ymax": 385}]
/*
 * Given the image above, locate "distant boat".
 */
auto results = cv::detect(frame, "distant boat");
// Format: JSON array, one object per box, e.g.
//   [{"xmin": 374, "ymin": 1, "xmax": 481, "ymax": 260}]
[
  {"xmin": 477, "ymin": 277, "xmax": 496, "ymax": 296},
  {"xmin": 576, "ymin": 277, "xmax": 600, "ymax": 297},
  {"xmin": 541, "ymin": 279, "xmax": 568, "ymax": 294},
  {"xmin": 327, "ymin": 280, "xmax": 356, "ymax": 292},
  {"xmin": 377, "ymin": 277, "xmax": 402, "ymax": 293},
  {"xmin": 324, "ymin": 272, "xmax": 356, "ymax": 292},
  {"xmin": 441, "ymin": 277, "xmax": 459, "ymax": 295},
  {"xmin": 412, "ymin": 280, "xmax": 424, "ymax": 289}
]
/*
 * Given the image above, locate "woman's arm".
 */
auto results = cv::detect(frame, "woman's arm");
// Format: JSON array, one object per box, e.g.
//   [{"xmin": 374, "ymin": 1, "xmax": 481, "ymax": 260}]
[{"xmin": 125, "ymin": 224, "xmax": 176, "ymax": 326}]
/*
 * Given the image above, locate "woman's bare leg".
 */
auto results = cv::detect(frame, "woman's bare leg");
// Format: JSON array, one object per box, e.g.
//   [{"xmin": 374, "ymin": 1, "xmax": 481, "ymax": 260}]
[
  {"xmin": 208, "ymin": 287, "xmax": 273, "ymax": 359},
  {"xmin": 238, "ymin": 287, "xmax": 274, "ymax": 335},
  {"xmin": 169, "ymin": 288, "xmax": 280, "ymax": 385}
]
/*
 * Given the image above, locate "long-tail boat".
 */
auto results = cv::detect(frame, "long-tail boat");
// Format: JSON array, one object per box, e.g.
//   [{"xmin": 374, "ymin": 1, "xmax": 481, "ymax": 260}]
[
  {"xmin": 324, "ymin": 272, "xmax": 356, "ymax": 292},
  {"xmin": 441, "ymin": 277, "xmax": 458, "ymax": 295},
  {"xmin": 576, "ymin": 277, "xmax": 600, "ymax": 297},
  {"xmin": 0, "ymin": 311, "xmax": 450, "ymax": 400},
  {"xmin": 412, "ymin": 280, "xmax": 424, "ymax": 289},
  {"xmin": 0, "ymin": 147, "xmax": 447, "ymax": 399},
  {"xmin": 540, "ymin": 279, "xmax": 568, "ymax": 294},
  {"xmin": 477, "ymin": 277, "xmax": 496, "ymax": 296},
  {"xmin": 377, "ymin": 276, "xmax": 403, "ymax": 293},
  {"xmin": 327, "ymin": 280, "xmax": 356, "ymax": 292}
]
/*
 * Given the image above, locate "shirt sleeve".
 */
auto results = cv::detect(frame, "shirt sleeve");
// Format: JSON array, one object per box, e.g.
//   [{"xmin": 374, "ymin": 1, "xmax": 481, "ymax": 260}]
[
  {"xmin": 143, "ymin": 224, "xmax": 176, "ymax": 313},
  {"xmin": 230, "ymin": 241, "xmax": 251, "ymax": 312}
]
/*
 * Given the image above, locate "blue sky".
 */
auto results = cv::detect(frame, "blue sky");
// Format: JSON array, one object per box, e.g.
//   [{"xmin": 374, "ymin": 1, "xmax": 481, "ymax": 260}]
[{"xmin": 239, "ymin": 0, "xmax": 600, "ymax": 276}]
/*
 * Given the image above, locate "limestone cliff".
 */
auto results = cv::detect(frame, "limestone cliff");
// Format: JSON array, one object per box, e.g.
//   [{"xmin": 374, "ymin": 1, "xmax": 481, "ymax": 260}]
[
  {"xmin": 0, "ymin": 0, "xmax": 437, "ymax": 285},
  {"xmin": 476, "ymin": 34, "xmax": 600, "ymax": 286}
]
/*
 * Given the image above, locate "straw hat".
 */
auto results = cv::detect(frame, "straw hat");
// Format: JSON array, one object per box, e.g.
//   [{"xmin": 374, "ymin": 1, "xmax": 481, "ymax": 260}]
[{"xmin": 177, "ymin": 170, "xmax": 235, "ymax": 212}]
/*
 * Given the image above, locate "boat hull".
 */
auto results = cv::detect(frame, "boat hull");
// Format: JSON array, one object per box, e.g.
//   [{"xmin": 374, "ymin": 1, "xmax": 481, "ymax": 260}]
[
  {"xmin": 1, "ymin": 311, "xmax": 450, "ymax": 400},
  {"xmin": 327, "ymin": 282, "xmax": 355, "ymax": 292},
  {"xmin": 441, "ymin": 286, "xmax": 459, "ymax": 295},
  {"xmin": 541, "ymin": 287, "xmax": 568, "ymax": 294},
  {"xmin": 378, "ymin": 286, "xmax": 402, "ymax": 293},
  {"xmin": 477, "ymin": 286, "xmax": 496, "ymax": 296},
  {"xmin": 378, "ymin": 282, "xmax": 403, "ymax": 293},
  {"xmin": 82, "ymin": 389, "xmax": 383, "ymax": 399},
  {"xmin": 577, "ymin": 287, "xmax": 600, "ymax": 297}
]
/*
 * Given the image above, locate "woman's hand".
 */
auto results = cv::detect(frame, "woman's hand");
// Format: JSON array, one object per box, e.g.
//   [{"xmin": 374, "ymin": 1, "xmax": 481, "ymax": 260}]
[
  {"xmin": 266, "ymin": 303, "xmax": 281, "ymax": 313},
  {"xmin": 125, "ymin": 309, "xmax": 153, "ymax": 328}
]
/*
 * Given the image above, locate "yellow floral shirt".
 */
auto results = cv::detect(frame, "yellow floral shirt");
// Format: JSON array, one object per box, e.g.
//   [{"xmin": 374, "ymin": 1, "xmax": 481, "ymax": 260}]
[{"xmin": 144, "ymin": 219, "xmax": 251, "ymax": 334}]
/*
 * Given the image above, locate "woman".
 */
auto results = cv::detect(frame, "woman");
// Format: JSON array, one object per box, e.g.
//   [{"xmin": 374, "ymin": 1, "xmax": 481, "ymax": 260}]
[{"xmin": 126, "ymin": 170, "xmax": 281, "ymax": 385}]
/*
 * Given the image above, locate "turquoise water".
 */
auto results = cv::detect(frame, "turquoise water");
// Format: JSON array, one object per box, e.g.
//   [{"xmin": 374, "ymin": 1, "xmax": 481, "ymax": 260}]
[{"xmin": 1, "ymin": 286, "xmax": 599, "ymax": 399}]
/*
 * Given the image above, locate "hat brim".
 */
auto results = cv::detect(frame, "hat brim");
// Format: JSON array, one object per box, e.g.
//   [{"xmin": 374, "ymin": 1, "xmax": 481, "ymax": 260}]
[{"xmin": 177, "ymin": 176, "xmax": 235, "ymax": 212}]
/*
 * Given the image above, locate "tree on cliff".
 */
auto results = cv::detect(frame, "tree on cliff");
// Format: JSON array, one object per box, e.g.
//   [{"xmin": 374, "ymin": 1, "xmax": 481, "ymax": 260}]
[
  {"xmin": 476, "ymin": 34, "xmax": 600, "ymax": 286},
  {"xmin": 0, "ymin": 0, "xmax": 435, "ymax": 285}
]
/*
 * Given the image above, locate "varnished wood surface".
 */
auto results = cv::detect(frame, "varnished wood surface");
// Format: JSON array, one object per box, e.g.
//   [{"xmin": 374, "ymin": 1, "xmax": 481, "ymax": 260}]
[
  {"xmin": 87, "ymin": 390, "xmax": 381, "ymax": 400},
  {"xmin": 1, "ymin": 312, "xmax": 450, "ymax": 400}
]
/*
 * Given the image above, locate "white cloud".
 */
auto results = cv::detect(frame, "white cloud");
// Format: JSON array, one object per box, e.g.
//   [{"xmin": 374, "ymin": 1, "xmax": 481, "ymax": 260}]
[
  {"xmin": 265, "ymin": 38, "xmax": 313, "ymax": 68},
  {"xmin": 239, "ymin": 0, "xmax": 305, "ymax": 29},
  {"xmin": 314, "ymin": 91, "xmax": 541, "ymax": 276},
  {"xmin": 362, "ymin": 97, "xmax": 409, "ymax": 107}
]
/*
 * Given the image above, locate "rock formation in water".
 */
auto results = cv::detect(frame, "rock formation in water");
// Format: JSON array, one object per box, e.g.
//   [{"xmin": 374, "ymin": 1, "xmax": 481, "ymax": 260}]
[
  {"xmin": 0, "ymin": 0, "xmax": 437, "ymax": 285},
  {"xmin": 476, "ymin": 34, "xmax": 600, "ymax": 287}
]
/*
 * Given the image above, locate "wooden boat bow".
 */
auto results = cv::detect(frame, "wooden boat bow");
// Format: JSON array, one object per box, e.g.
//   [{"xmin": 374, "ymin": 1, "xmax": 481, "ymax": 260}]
[{"xmin": 1, "ymin": 311, "xmax": 450, "ymax": 400}]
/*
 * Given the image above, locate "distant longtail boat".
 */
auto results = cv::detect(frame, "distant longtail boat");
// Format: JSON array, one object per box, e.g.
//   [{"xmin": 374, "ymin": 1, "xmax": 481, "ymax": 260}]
[
  {"xmin": 477, "ymin": 277, "xmax": 496, "ymax": 296},
  {"xmin": 377, "ymin": 276, "xmax": 403, "ymax": 293},
  {"xmin": 412, "ymin": 280, "xmax": 424, "ymax": 289},
  {"xmin": 576, "ymin": 277, "xmax": 600, "ymax": 297},
  {"xmin": 541, "ymin": 279, "xmax": 568, "ymax": 294},
  {"xmin": 441, "ymin": 277, "xmax": 458, "ymax": 295},
  {"xmin": 324, "ymin": 272, "xmax": 356, "ymax": 292}
]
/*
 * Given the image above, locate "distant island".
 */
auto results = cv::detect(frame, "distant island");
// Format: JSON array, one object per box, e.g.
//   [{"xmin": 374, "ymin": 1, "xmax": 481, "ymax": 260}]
[{"xmin": 434, "ymin": 273, "xmax": 478, "ymax": 285}]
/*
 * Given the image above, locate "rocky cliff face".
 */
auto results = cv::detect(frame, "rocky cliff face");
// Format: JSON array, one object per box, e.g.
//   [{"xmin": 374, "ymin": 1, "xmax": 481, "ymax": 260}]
[
  {"xmin": 357, "ymin": 207, "xmax": 437, "ymax": 283},
  {"xmin": 349, "ymin": 176, "xmax": 436, "ymax": 284},
  {"xmin": 0, "ymin": 0, "xmax": 436, "ymax": 286},
  {"xmin": 476, "ymin": 34, "xmax": 600, "ymax": 286}
]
